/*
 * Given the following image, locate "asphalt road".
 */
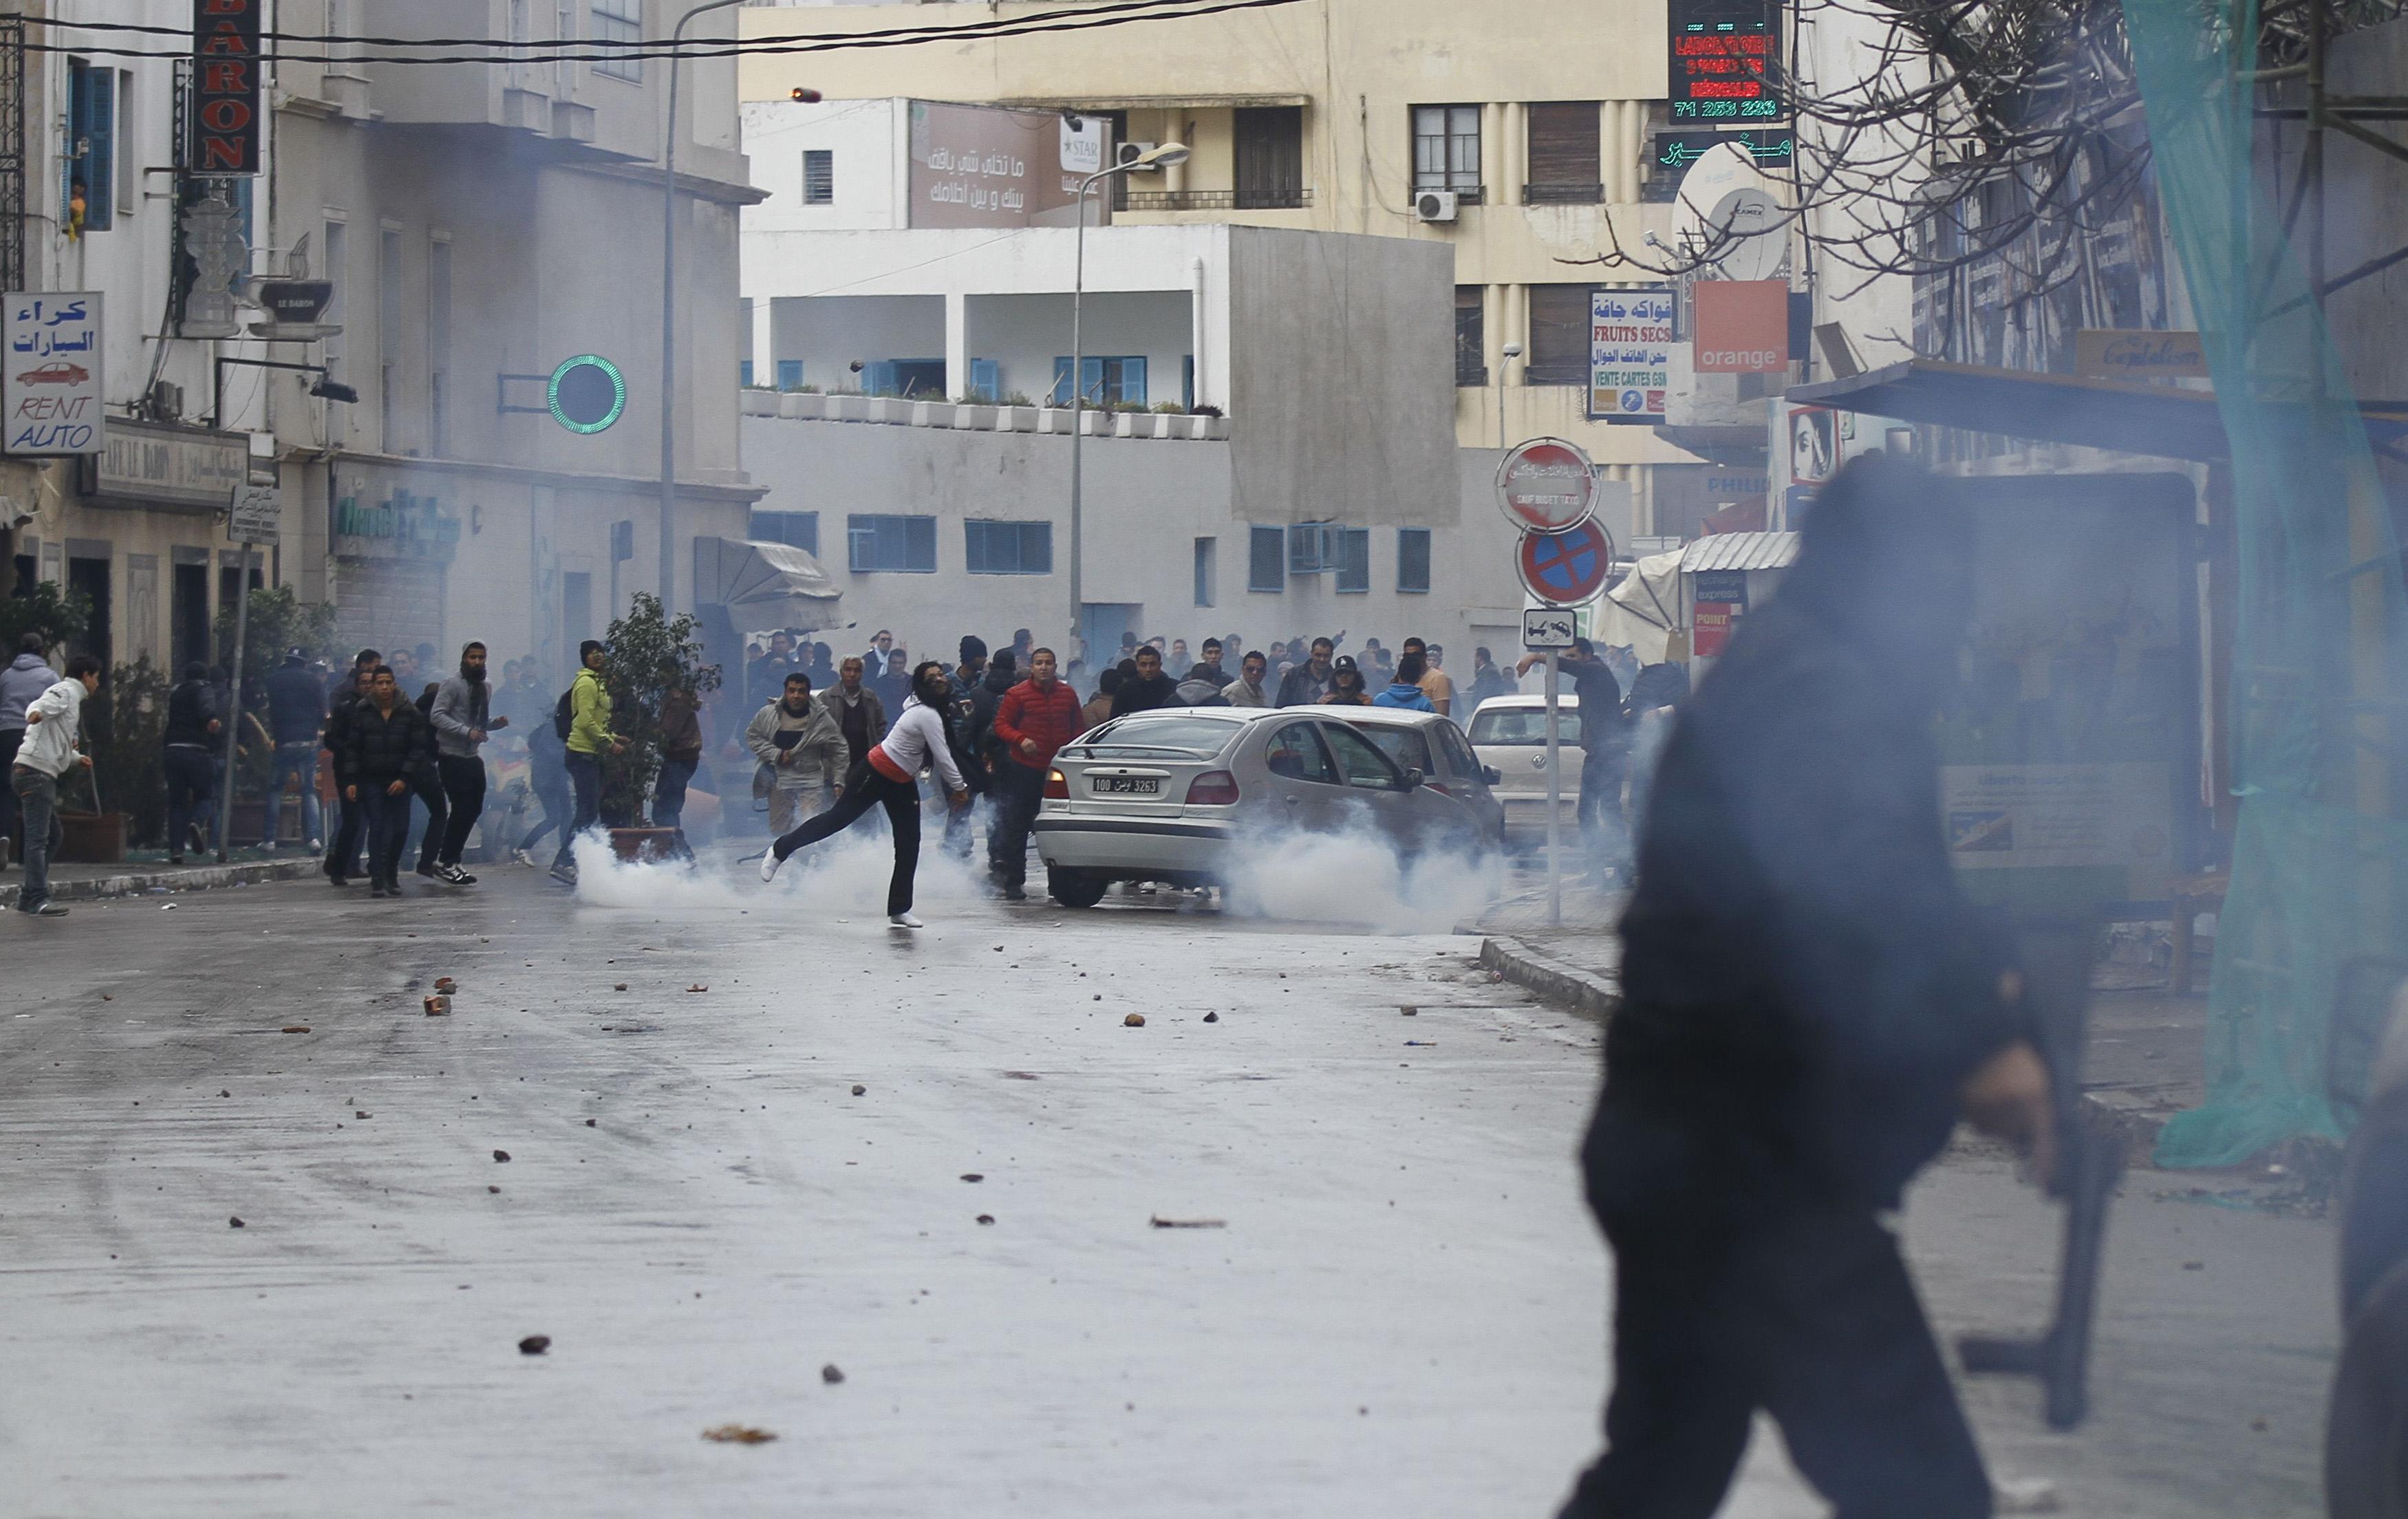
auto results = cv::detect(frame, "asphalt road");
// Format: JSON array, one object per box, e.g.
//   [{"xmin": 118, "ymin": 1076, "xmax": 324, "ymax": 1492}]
[{"xmin": 0, "ymin": 841, "xmax": 2342, "ymax": 1517}]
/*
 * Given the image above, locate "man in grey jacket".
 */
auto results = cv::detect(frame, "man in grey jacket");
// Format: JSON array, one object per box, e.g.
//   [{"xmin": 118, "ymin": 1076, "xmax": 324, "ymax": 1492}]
[
  {"xmin": 0, "ymin": 632, "xmax": 58, "ymax": 868},
  {"xmin": 747, "ymin": 670, "xmax": 846, "ymax": 836},
  {"xmin": 425, "ymin": 641, "xmax": 506, "ymax": 885}
]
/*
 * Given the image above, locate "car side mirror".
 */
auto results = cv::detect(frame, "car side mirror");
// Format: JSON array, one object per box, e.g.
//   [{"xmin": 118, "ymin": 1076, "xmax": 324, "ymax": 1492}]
[
  {"xmin": 1481, "ymin": 765, "xmax": 1501, "ymax": 787},
  {"xmin": 1400, "ymin": 767, "xmax": 1423, "ymax": 791}
]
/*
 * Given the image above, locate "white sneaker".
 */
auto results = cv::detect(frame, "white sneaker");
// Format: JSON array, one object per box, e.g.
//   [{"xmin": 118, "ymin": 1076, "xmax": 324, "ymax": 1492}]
[
  {"xmin": 758, "ymin": 852, "xmax": 782, "ymax": 883},
  {"xmin": 513, "ymin": 848, "xmax": 537, "ymax": 869},
  {"xmin": 888, "ymin": 911, "xmax": 923, "ymax": 929}
]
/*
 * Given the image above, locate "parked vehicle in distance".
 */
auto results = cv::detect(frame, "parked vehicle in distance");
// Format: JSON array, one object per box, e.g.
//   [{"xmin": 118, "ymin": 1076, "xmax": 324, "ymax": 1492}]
[
  {"xmin": 1323, "ymin": 704, "xmax": 1506, "ymax": 850},
  {"xmin": 1467, "ymin": 693, "xmax": 1583, "ymax": 846},
  {"xmin": 1033, "ymin": 707, "xmax": 1487, "ymax": 907}
]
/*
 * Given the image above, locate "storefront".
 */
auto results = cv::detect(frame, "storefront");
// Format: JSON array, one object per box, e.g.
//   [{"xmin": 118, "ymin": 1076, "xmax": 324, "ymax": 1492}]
[{"xmin": 328, "ymin": 468, "xmax": 462, "ymax": 662}]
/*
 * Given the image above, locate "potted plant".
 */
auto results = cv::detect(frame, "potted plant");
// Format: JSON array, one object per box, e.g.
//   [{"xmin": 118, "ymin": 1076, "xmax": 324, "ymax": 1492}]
[
  {"xmin": 213, "ymin": 585, "xmax": 338, "ymax": 843},
  {"xmin": 74, "ymin": 656, "xmax": 167, "ymax": 860},
  {"xmin": 599, "ymin": 592, "xmax": 721, "ymax": 862}
]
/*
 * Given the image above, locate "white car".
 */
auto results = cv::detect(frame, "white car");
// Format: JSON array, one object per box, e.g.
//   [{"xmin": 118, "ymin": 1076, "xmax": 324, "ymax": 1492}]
[
  {"xmin": 1033, "ymin": 707, "xmax": 1486, "ymax": 907},
  {"xmin": 1467, "ymin": 693, "xmax": 1583, "ymax": 845}
]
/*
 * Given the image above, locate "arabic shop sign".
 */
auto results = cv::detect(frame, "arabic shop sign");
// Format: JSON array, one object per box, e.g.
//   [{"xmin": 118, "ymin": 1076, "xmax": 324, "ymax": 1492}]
[
  {"xmin": 93, "ymin": 418, "xmax": 249, "ymax": 509},
  {"xmin": 1590, "ymin": 288, "xmax": 1677, "ymax": 422},
  {"xmin": 335, "ymin": 486, "xmax": 462, "ymax": 559},
  {"xmin": 907, "ymin": 100, "xmax": 1097, "ymax": 229},
  {"xmin": 4, "ymin": 292, "xmax": 104, "ymax": 456}
]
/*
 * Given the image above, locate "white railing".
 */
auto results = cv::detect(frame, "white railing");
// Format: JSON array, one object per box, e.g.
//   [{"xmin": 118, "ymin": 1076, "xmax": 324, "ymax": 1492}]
[{"xmin": 738, "ymin": 389, "xmax": 1231, "ymax": 441}]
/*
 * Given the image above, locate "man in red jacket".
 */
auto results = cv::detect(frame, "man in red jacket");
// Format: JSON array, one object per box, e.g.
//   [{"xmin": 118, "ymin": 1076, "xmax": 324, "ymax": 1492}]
[{"xmin": 987, "ymin": 646, "xmax": 1086, "ymax": 900}]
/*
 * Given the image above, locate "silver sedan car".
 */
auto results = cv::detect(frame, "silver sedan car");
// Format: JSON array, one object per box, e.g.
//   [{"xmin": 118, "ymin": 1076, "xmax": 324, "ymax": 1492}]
[{"xmin": 1033, "ymin": 707, "xmax": 1487, "ymax": 907}]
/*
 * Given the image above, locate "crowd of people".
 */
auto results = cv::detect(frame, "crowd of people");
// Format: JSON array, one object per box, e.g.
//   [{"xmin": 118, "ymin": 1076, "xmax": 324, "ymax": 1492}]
[{"xmin": 0, "ymin": 609, "xmax": 1679, "ymax": 920}]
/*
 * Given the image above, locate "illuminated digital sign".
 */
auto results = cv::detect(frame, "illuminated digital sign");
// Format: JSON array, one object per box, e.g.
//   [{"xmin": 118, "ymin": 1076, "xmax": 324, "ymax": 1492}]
[{"xmin": 1669, "ymin": 0, "xmax": 1783, "ymax": 124}]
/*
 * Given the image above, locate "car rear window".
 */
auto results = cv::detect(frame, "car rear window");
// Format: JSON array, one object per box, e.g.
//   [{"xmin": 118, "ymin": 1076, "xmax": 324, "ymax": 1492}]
[
  {"xmin": 1077, "ymin": 714, "xmax": 1245, "ymax": 757},
  {"xmin": 1470, "ymin": 707, "xmax": 1584, "ymax": 746}
]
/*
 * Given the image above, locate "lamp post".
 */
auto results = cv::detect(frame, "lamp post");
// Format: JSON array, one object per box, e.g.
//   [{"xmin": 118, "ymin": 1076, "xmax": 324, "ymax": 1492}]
[
  {"xmin": 660, "ymin": 1, "xmax": 802, "ymax": 614},
  {"xmin": 1066, "ymin": 140, "xmax": 1189, "ymax": 662},
  {"xmin": 1496, "ymin": 340, "xmax": 1522, "ymax": 452}
]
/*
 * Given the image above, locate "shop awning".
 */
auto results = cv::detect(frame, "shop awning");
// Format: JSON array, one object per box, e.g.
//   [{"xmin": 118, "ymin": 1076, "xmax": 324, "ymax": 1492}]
[
  {"xmin": 1787, "ymin": 358, "xmax": 2408, "ymax": 464},
  {"xmin": 1594, "ymin": 550, "xmax": 1685, "ymax": 665},
  {"xmin": 1680, "ymin": 530, "xmax": 1798, "ymax": 572},
  {"xmin": 693, "ymin": 537, "xmax": 843, "ymax": 632}
]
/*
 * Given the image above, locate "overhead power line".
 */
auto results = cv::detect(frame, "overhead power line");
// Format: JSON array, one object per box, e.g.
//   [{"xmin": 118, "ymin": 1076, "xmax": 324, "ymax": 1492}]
[{"xmin": 20, "ymin": 0, "xmax": 1311, "ymax": 65}]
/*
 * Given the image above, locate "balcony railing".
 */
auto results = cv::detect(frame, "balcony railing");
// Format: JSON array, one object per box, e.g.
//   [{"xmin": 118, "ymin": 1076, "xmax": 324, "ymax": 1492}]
[{"xmin": 1122, "ymin": 186, "xmax": 1315, "ymax": 212}]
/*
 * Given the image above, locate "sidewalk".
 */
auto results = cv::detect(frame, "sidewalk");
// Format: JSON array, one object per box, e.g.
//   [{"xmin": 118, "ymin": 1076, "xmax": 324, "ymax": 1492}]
[{"xmin": 0, "ymin": 848, "xmax": 327, "ymax": 910}]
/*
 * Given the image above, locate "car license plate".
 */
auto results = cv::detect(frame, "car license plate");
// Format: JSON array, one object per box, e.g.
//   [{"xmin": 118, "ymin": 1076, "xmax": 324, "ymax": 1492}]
[{"xmin": 1093, "ymin": 776, "xmax": 1160, "ymax": 795}]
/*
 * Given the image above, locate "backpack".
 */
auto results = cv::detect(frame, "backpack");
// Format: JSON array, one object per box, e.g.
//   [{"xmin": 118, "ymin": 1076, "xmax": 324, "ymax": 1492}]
[{"xmin": 553, "ymin": 684, "xmax": 577, "ymax": 742}]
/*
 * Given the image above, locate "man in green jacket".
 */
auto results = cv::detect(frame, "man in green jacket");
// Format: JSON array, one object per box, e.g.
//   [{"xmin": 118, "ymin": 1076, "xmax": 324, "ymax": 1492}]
[{"xmin": 550, "ymin": 639, "xmax": 625, "ymax": 885}]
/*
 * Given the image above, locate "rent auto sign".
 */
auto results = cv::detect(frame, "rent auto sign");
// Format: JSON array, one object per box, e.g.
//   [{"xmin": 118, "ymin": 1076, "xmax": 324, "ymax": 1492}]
[
  {"xmin": 194, "ymin": 0, "xmax": 264, "ymax": 175},
  {"xmin": 3, "ymin": 293, "xmax": 104, "ymax": 457}
]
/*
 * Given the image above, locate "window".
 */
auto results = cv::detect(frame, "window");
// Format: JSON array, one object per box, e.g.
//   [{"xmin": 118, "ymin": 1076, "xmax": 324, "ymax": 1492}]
[
  {"xmin": 1335, "ymin": 528, "xmax": 1370, "ymax": 594},
  {"xmin": 1355, "ymin": 724, "xmax": 1432, "ymax": 779},
  {"xmin": 1398, "ymin": 528, "xmax": 1432, "ymax": 593},
  {"xmin": 1321, "ymin": 722, "xmax": 1406, "ymax": 789},
  {"xmin": 803, "ymin": 149, "xmax": 834, "ymax": 205},
  {"xmin": 1248, "ymin": 527, "xmax": 1284, "ymax": 592},
  {"xmin": 1470, "ymin": 705, "xmax": 1587, "ymax": 746},
  {"xmin": 1412, "ymin": 105, "xmax": 1481, "ymax": 198},
  {"xmin": 1525, "ymin": 102, "xmax": 1603, "ymax": 204},
  {"xmin": 591, "ymin": 0, "xmax": 641, "ymax": 80},
  {"xmin": 750, "ymin": 510, "xmax": 819, "ymax": 556},
  {"xmin": 1456, "ymin": 286, "xmax": 1486, "ymax": 386},
  {"xmin": 1194, "ymin": 537, "xmax": 1216, "ymax": 607},
  {"xmin": 739, "ymin": 360, "xmax": 754, "ymax": 387},
  {"xmin": 379, "ymin": 227, "xmax": 403, "ymax": 451},
  {"xmin": 1265, "ymin": 723, "xmax": 1336, "ymax": 785},
  {"xmin": 1050, "ymin": 356, "xmax": 1148, "ymax": 407},
  {"xmin": 847, "ymin": 514, "xmax": 936, "ymax": 573},
  {"xmin": 1527, "ymin": 283, "xmax": 1596, "ymax": 384},
  {"xmin": 965, "ymin": 519, "xmax": 1053, "ymax": 575},
  {"xmin": 968, "ymin": 358, "xmax": 1000, "ymax": 401},
  {"xmin": 1234, "ymin": 107, "xmax": 1304, "ymax": 210},
  {"xmin": 429, "ymin": 237, "xmax": 453, "ymax": 455},
  {"xmin": 860, "ymin": 359, "xmax": 944, "ymax": 398},
  {"xmin": 775, "ymin": 358, "xmax": 804, "ymax": 390},
  {"xmin": 64, "ymin": 59, "xmax": 114, "ymax": 233}
]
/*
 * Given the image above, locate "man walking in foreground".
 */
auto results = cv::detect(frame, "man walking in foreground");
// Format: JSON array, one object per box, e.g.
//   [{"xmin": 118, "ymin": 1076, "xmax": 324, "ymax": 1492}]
[
  {"xmin": 550, "ymin": 640, "xmax": 625, "ymax": 886},
  {"xmin": 1558, "ymin": 455, "xmax": 2052, "ymax": 1519},
  {"xmin": 162, "ymin": 662, "xmax": 223, "ymax": 864},
  {"xmin": 749, "ymin": 670, "xmax": 846, "ymax": 836},
  {"xmin": 987, "ymin": 647, "xmax": 1082, "ymax": 901},
  {"xmin": 343, "ymin": 665, "xmax": 435, "ymax": 898},
  {"xmin": 1, "ymin": 632, "xmax": 59, "ymax": 868},
  {"xmin": 428, "ymin": 642, "xmax": 506, "ymax": 885},
  {"xmin": 322, "ymin": 663, "xmax": 376, "ymax": 885},
  {"xmin": 10, "ymin": 654, "xmax": 100, "ymax": 916}
]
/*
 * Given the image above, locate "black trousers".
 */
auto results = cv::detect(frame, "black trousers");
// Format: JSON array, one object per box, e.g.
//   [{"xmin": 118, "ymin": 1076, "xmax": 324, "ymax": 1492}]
[
  {"xmin": 436, "ymin": 755, "xmax": 486, "ymax": 866},
  {"xmin": 772, "ymin": 758, "xmax": 921, "ymax": 915},
  {"xmin": 989, "ymin": 760, "xmax": 1046, "ymax": 887},
  {"xmin": 0, "ymin": 727, "xmax": 21, "ymax": 860},
  {"xmin": 361, "ymin": 786, "xmax": 413, "ymax": 886},
  {"xmin": 164, "ymin": 746, "xmax": 215, "ymax": 854},
  {"xmin": 405, "ymin": 770, "xmax": 448, "ymax": 873},
  {"xmin": 327, "ymin": 787, "xmax": 365, "ymax": 879},
  {"xmin": 1559, "ymin": 1101, "xmax": 1990, "ymax": 1519}
]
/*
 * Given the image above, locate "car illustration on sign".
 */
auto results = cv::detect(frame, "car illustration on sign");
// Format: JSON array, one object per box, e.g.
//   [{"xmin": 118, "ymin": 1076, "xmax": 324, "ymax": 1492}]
[{"xmin": 17, "ymin": 362, "xmax": 91, "ymax": 386}]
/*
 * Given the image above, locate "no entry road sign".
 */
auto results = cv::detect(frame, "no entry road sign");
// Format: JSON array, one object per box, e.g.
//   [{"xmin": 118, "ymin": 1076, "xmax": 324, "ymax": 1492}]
[
  {"xmin": 1518, "ymin": 519, "xmax": 1615, "ymax": 606},
  {"xmin": 1496, "ymin": 437, "xmax": 1597, "ymax": 532}
]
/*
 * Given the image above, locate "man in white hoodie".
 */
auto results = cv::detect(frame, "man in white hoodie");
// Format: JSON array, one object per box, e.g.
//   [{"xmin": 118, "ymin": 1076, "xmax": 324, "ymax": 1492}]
[
  {"xmin": 759, "ymin": 659, "xmax": 968, "ymax": 928},
  {"xmin": 0, "ymin": 632, "xmax": 58, "ymax": 869},
  {"xmin": 12, "ymin": 653, "xmax": 100, "ymax": 916}
]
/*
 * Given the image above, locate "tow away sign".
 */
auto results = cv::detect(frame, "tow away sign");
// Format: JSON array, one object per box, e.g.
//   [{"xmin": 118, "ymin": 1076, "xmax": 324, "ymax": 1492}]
[{"xmin": 1524, "ymin": 608, "xmax": 1578, "ymax": 649}]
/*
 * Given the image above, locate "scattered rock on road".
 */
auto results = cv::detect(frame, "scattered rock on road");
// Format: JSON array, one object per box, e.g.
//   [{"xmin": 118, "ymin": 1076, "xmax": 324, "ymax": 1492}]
[
  {"xmin": 518, "ymin": 1335, "xmax": 550, "ymax": 1355},
  {"xmin": 821, "ymin": 1363, "xmax": 845, "ymax": 1384},
  {"xmin": 228, "ymin": 1216, "xmax": 245, "ymax": 1229},
  {"xmin": 423, "ymin": 995, "xmax": 451, "ymax": 1016},
  {"xmin": 961, "ymin": 1173, "xmax": 984, "ymax": 1183},
  {"xmin": 433, "ymin": 978, "xmax": 457, "ymax": 994},
  {"xmin": 850, "ymin": 1084, "xmax": 866, "ymax": 1097},
  {"xmin": 280, "ymin": 1025, "xmax": 310, "ymax": 1035},
  {"xmin": 493, "ymin": 1150, "xmax": 512, "ymax": 1163},
  {"xmin": 701, "ymin": 1425, "xmax": 777, "ymax": 1444},
  {"xmin": 976, "ymin": 1214, "xmax": 995, "ymax": 1225},
  {"xmin": 1150, "ymin": 1216, "xmax": 1227, "ymax": 1229},
  {"xmin": 1124, "ymin": 1013, "xmax": 1146, "ymax": 1027}
]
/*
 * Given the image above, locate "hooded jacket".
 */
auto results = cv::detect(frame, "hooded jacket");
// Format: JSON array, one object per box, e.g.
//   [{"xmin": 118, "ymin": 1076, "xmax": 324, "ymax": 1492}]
[
  {"xmin": 1, "ymin": 651, "xmax": 58, "ymax": 732},
  {"xmin": 565, "ymin": 665, "xmax": 614, "ymax": 757},
  {"xmin": 264, "ymin": 658, "xmax": 326, "ymax": 744},
  {"xmin": 1373, "ymin": 682, "xmax": 1436, "ymax": 713},
  {"xmin": 14, "ymin": 676, "xmax": 86, "ymax": 775},
  {"xmin": 429, "ymin": 673, "xmax": 493, "ymax": 760}
]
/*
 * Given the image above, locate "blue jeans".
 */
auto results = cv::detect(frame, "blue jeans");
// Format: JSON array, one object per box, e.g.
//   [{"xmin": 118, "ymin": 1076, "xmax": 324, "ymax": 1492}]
[
  {"xmin": 552, "ymin": 751, "xmax": 603, "ymax": 870},
  {"xmin": 263, "ymin": 740, "xmax": 323, "ymax": 847},
  {"xmin": 654, "ymin": 754, "xmax": 698, "ymax": 830},
  {"xmin": 10, "ymin": 764, "xmax": 61, "ymax": 909}
]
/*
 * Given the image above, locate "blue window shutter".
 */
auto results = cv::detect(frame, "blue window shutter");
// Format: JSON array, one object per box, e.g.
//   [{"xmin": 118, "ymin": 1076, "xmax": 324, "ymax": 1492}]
[
  {"xmin": 85, "ymin": 67, "xmax": 114, "ymax": 231},
  {"xmin": 862, "ymin": 360, "xmax": 898, "ymax": 396},
  {"xmin": 775, "ymin": 358, "xmax": 804, "ymax": 390},
  {"xmin": 1051, "ymin": 357, "xmax": 1072, "ymax": 405},
  {"xmin": 740, "ymin": 360, "xmax": 755, "ymax": 387},
  {"xmin": 970, "ymin": 359, "xmax": 1000, "ymax": 401},
  {"xmin": 1119, "ymin": 358, "xmax": 1147, "ymax": 405}
]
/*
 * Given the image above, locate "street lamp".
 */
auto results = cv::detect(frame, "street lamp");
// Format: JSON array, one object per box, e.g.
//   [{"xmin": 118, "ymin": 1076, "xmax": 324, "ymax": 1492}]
[
  {"xmin": 1066, "ymin": 140, "xmax": 1189, "ymax": 665},
  {"xmin": 1497, "ymin": 340, "xmax": 1523, "ymax": 452},
  {"xmin": 660, "ymin": 1, "xmax": 815, "ymax": 614}
]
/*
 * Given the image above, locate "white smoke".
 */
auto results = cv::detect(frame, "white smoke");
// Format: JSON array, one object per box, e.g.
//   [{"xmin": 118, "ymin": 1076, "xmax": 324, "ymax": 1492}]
[
  {"xmin": 1218, "ymin": 821, "xmax": 1501, "ymax": 934},
  {"xmin": 568, "ymin": 817, "xmax": 989, "ymax": 915}
]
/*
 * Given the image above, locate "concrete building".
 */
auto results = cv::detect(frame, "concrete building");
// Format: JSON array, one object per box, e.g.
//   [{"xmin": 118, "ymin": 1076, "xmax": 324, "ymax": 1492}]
[
  {"xmin": 735, "ymin": 0, "xmax": 1710, "ymax": 533},
  {"xmin": 3, "ymin": 1, "xmax": 758, "ymax": 685}
]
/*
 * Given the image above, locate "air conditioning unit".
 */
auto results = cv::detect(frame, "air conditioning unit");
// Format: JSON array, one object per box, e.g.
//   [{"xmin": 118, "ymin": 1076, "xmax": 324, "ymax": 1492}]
[
  {"xmin": 1117, "ymin": 140, "xmax": 1161, "ymax": 171},
  {"xmin": 1415, "ymin": 189, "xmax": 1460, "ymax": 224}
]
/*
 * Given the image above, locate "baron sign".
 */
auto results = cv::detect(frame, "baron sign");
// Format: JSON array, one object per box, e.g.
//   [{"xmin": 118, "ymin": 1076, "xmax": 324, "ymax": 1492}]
[
  {"xmin": 1496, "ymin": 438, "xmax": 1598, "ymax": 532},
  {"xmin": 3, "ymin": 292, "xmax": 103, "ymax": 456},
  {"xmin": 193, "ymin": 0, "xmax": 264, "ymax": 176}
]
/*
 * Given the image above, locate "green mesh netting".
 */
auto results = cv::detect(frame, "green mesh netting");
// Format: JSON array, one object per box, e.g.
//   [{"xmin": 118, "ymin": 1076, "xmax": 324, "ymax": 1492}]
[{"xmin": 2123, "ymin": 0, "xmax": 2408, "ymax": 1165}]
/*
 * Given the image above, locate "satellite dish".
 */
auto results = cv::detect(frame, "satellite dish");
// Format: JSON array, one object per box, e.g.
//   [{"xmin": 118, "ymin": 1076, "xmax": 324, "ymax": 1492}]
[{"xmin": 1671, "ymin": 141, "xmax": 1789, "ymax": 281}]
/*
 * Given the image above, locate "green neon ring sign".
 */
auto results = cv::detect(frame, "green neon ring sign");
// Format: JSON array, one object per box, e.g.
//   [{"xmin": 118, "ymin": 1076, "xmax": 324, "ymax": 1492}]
[{"xmin": 548, "ymin": 354, "xmax": 627, "ymax": 434}]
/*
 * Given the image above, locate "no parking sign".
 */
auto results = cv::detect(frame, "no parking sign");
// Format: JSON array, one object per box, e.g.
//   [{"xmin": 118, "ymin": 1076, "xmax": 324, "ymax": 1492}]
[{"xmin": 1517, "ymin": 519, "xmax": 1615, "ymax": 607}]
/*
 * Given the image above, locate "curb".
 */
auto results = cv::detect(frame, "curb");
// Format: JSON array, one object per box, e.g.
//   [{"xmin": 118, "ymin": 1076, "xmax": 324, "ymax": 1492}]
[
  {"xmin": 1480, "ymin": 936, "xmax": 1620, "ymax": 1022},
  {"xmin": 0, "ymin": 857, "xmax": 327, "ymax": 910}
]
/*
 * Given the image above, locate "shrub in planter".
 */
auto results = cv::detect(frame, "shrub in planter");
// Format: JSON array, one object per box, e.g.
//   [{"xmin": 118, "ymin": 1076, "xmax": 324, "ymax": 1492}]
[
  {"xmin": 597, "ymin": 592, "xmax": 722, "ymax": 830},
  {"xmin": 92, "ymin": 656, "xmax": 169, "ymax": 846}
]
